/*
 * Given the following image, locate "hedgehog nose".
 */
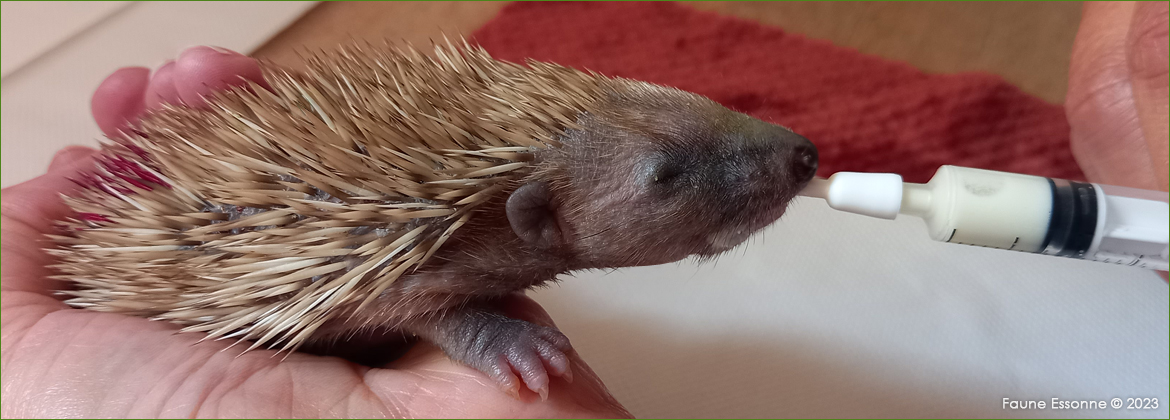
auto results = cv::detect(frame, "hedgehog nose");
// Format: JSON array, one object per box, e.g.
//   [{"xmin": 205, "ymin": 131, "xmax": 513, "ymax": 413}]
[
  {"xmin": 789, "ymin": 139, "xmax": 818, "ymax": 182},
  {"xmin": 767, "ymin": 128, "xmax": 817, "ymax": 182},
  {"xmin": 741, "ymin": 119, "xmax": 818, "ymax": 183}
]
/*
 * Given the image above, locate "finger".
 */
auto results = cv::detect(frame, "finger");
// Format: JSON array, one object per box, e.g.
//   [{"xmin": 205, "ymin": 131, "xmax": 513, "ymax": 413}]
[
  {"xmin": 1, "ymin": 147, "xmax": 98, "ymax": 297},
  {"xmin": 173, "ymin": 46, "xmax": 267, "ymax": 108},
  {"xmin": 49, "ymin": 146, "xmax": 99, "ymax": 171},
  {"xmin": 1, "ymin": 147, "xmax": 99, "ymax": 234},
  {"xmin": 144, "ymin": 60, "xmax": 181, "ymax": 110},
  {"xmin": 1, "ymin": 211, "xmax": 72, "ymax": 295},
  {"xmin": 1126, "ymin": 1, "xmax": 1170, "ymax": 190},
  {"xmin": 1065, "ymin": 2, "xmax": 1160, "ymax": 189},
  {"xmin": 91, "ymin": 67, "xmax": 151, "ymax": 137}
]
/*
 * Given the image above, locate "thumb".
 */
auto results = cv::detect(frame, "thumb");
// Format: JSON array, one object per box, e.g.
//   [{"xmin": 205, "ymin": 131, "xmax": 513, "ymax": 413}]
[
  {"xmin": 2, "ymin": 147, "xmax": 99, "ymax": 234},
  {"xmin": 1126, "ymin": 0, "xmax": 1170, "ymax": 190}
]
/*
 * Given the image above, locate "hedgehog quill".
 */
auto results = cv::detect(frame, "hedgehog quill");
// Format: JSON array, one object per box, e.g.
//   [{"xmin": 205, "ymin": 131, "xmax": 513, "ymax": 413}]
[{"xmin": 49, "ymin": 39, "xmax": 817, "ymax": 400}]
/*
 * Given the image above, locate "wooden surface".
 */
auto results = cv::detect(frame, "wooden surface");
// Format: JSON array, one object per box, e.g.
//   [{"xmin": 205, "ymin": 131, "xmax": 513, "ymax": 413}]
[{"xmin": 254, "ymin": 1, "xmax": 1082, "ymax": 104}]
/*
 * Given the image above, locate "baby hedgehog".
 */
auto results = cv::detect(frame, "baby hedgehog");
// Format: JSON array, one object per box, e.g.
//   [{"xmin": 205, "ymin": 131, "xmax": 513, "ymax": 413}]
[{"xmin": 49, "ymin": 39, "xmax": 818, "ymax": 399}]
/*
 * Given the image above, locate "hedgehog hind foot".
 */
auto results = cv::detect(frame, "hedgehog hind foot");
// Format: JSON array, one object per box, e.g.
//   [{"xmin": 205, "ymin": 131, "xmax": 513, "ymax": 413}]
[{"xmin": 414, "ymin": 306, "xmax": 573, "ymax": 400}]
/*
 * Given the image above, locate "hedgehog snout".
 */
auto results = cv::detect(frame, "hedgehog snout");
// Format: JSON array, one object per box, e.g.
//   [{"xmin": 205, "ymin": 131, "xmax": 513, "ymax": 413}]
[
  {"xmin": 755, "ymin": 124, "xmax": 817, "ymax": 185},
  {"xmin": 788, "ymin": 137, "xmax": 818, "ymax": 183},
  {"xmin": 721, "ymin": 121, "xmax": 818, "ymax": 240}
]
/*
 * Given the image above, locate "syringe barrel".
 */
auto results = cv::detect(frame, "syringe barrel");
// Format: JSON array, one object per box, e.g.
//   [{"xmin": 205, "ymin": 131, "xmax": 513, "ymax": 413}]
[
  {"xmin": 1087, "ymin": 185, "xmax": 1169, "ymax": 270},
  {"xmin": 917, "ymin": 166, "xmax": 1054, "ymax": 252},
  {"xmin": 920, "ymin": 166, "xmax": 1169, "ymax": 270}
]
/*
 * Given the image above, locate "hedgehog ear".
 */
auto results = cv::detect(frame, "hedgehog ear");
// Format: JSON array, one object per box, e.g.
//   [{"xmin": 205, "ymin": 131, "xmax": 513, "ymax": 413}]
[{"xmin": 506, "ymin": 182, "xmax": 562, "ymax": 249}]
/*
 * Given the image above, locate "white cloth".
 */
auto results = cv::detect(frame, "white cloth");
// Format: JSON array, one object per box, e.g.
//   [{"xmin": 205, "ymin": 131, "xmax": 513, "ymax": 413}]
[{"xmin": 532, "ymin": 198, "xmax": 1169, "ymax": 418}]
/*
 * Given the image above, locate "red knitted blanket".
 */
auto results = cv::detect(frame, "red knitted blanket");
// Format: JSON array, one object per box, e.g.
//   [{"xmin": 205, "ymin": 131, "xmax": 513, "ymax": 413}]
[{"xmin": 473, "ymin": 2, "xmax": 1083, "ymax": 183}]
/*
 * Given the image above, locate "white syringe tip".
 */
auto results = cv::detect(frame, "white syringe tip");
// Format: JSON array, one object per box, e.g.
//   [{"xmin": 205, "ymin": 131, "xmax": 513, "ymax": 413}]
[
  {"xmin": 800, "ymin": 177, "xmax": 831, "ymax": 199},
  {"xmin": 820, "ymin": 172, "xmax": 904, "ymax": 220}
]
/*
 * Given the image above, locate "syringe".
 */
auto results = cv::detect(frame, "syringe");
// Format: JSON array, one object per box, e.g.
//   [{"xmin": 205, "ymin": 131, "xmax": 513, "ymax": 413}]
[{"xmin": 799, "ymin": 165, "xmax": 1170, "ymax": 271}]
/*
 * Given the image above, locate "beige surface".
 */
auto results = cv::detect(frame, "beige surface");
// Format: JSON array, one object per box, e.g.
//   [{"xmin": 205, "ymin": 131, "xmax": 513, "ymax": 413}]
[
  {"xmin": 255, "ymin": 1, "xmax": 1081, "ymax": 103},
  {"xmin": 0, "ymin": 1, "xmax": 131, "ymax": 77},
  {"xmin": 0, "ymin": 1, "xmax": 315, "ymax": 187}
]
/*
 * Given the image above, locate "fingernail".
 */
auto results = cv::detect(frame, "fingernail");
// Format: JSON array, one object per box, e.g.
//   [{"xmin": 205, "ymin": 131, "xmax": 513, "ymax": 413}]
[
  {"xmin": 208, "ymin": 46, "xmax": 241, "ymax": 56},
  {"xmin": 177, "ymin": 45, "xmax": 238, "ymax": 59},
  {"xmin": 153, "ymin": 59, "xmax": 175, "ymax": 74}
]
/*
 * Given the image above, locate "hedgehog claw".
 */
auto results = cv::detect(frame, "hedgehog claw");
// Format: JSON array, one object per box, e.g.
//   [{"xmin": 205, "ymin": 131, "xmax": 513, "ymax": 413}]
[
  {"xmin": 499, "ymin": 379, "xmax": 522, "ymax": 400},
  {"xmin": 487, "ymin": 323, "xmax": 570, "ymax": 400}
]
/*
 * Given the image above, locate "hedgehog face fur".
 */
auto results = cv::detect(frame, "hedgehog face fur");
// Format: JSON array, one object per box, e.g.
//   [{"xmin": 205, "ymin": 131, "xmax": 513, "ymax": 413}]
[
  {"xmin": 520, "ymin": 82, "xmax": 817, "ymax": 268},
  {"xmin": 50, "ymin": 40, "xmax": 816, "ymax": 399}
]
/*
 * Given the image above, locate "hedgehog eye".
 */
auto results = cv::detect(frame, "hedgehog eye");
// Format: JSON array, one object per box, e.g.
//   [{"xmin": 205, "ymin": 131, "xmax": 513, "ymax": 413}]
[{"xmin": 650, "ymin": 163, "xmax": 684, "ymax": 185}]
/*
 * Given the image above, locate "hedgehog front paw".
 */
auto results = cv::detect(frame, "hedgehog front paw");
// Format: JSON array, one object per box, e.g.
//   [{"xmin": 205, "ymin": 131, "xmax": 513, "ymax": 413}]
[{"xmin": 436, "ymin": 312, "xmax": 573, "ymax": 400}]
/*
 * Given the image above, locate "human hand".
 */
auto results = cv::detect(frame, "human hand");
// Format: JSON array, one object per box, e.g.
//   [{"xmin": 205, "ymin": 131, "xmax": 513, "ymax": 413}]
[
  {"xmin": 1066, "ymin": 1, "xmax": 1168, "ymax": 191},
  {"xmin": 1, "ymin": 46, "xmax": 630, "ymax": 418}
]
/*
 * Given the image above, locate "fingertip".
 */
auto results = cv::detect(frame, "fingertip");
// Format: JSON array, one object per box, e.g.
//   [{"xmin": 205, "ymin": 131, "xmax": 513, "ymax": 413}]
[
  {"xmin": 3, "ymin": 150, "xmax": 98, "ymax": 233},
  {"xmin": 1126, "ymin": 1, "xmax": 1169, "ymax": 81},
  {"xmin": 92, "ymin": 67, "xmax": 151, "ymax": 137},
  {"xmin": 1126, "ymin": 0, "xmax": 1170, "ymax": 190},
  {"xmin": 174, "ymin": 46, "xmax": 266, "ymax": 108},
  {"xmin": 144, "ymin": 60, "xmax": 181, "ymax": 109},
  {"xmin": 49, "ymin": 146, "xmax": 99, "ymax": 172}
]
